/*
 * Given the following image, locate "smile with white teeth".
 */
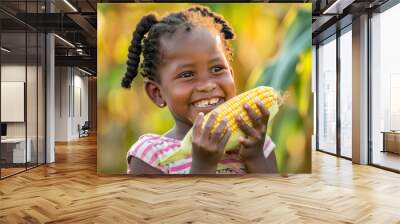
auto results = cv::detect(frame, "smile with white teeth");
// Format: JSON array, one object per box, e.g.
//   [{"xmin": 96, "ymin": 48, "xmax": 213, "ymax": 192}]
[{"xmin": 193, "ymin": 97, "xmax": 222, "ymax": 108}]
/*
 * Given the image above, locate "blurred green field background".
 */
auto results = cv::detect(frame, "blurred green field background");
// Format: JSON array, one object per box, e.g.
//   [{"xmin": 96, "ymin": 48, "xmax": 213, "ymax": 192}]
[{"xmin": 97, "ymin": 3, "xmax": 312, "ymax": 174}]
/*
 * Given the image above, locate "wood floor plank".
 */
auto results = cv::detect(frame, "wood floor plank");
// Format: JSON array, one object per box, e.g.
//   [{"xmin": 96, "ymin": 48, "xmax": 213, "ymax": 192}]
[{"xmin": 0, "ymin": 135, "xmax": 399, "ymax": 223}]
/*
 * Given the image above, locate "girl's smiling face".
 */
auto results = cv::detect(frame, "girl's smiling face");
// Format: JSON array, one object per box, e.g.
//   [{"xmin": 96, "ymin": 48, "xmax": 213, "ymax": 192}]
[{"xmin": 156, "ymin": 26, "xmax": 236, "ymax": 125}]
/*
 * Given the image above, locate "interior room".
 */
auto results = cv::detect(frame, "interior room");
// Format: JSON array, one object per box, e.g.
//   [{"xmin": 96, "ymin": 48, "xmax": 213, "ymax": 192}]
[
  {"xmin": 1, "ymin": 26, "xmax": 46, "ymax": 177},
  {"xmin": 314, "ymin": 0, "xmax": 400, "ymax": 172},
  {"xmin": 370, "ymin": 3, "xmax": 400, "ymax": 171},
  {"xmin": 0, "ymin": 0, "xmax": 399, "ymax": 223}
]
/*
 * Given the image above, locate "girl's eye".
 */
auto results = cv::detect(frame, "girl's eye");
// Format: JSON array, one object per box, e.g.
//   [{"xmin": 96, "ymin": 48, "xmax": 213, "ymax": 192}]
[
  {"xmin": 178, "ymin": 71, "xmax": 193, "ymax": 79},
  {"xmin": 210, "ymin": 66, "xmax": 224, "ymax": 73}
]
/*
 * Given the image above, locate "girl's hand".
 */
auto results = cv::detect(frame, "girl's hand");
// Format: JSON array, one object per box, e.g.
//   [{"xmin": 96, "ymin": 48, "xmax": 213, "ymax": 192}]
[
  {"xmin": 235, "ymin": 98, "xmax": 271, "ymax": 173},
  {"xmin": 190, "ymin": 112, "xmax": 231, "ymax": 174}
]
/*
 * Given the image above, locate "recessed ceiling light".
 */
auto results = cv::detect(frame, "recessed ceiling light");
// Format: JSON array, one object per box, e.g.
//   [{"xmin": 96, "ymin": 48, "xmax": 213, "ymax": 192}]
[
  {"xmin": 1, "ymin": 47, "xmax": 11, "ymax": 53},
  {"xmin": 54, "ymin": 34, "xmax": 75, "ymax": 48},
  {"xmin": 78, "ymin": 67, "xmax": 93, "ymax": 76},
  {"xmin": 63, "ymin": 0, "xmax": 78, "ymax": 12},
  {"xmin": 323, "ymin": 0, "xmax": 354, "ymax": 15}
]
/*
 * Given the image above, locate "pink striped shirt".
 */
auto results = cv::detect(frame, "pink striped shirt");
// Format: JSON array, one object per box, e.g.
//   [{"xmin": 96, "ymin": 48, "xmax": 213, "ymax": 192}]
[{"xmin": 126, "ymin": 134, "xmax": 275, "ymax": 174}]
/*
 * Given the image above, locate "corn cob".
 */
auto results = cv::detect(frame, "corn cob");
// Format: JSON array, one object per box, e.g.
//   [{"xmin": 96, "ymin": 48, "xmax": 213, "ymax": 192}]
[
  {"xmin": 159, "ymin": 86, "xmax": 282, "ymax": 165},
  {"xmin": 208, "ymin": 86, "xmax": 280, "ymax": 134}
]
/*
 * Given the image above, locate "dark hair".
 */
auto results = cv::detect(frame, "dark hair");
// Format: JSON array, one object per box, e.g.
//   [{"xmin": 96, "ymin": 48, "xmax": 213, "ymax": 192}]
[{"xmin": 121, "ymin": 6, "xmax": 235, "ymax": 88}]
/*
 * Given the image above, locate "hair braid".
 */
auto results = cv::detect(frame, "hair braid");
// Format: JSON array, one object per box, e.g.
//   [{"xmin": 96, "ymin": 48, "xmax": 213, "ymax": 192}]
[
  {"xmin": 121, "ymin": 14, "xmax": 158, "ymax": 88},
  {"xmin": 188, "ymin": 6, "xmax": 235, "ymax": 40}
]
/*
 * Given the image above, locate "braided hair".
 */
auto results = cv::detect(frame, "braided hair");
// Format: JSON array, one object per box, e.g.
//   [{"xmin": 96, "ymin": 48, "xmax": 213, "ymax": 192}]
[{"xmin": 121, "ymin": 6, "xmax": 235, "ymax": 88}]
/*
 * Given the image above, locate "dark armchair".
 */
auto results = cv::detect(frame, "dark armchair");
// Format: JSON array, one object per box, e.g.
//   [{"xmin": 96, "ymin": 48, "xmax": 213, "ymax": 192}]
[{"xmin": 78, "ymin": 121, "xmax": 90, "ymax": 138}]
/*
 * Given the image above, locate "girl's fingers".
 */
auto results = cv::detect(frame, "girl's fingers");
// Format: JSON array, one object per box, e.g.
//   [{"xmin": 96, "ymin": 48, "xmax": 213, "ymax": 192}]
[
  {"xmin": 193, "ymin": 112, "xmax": 204, "ymax": 141},
  {"xmin": 211, "ymin": 117, "xmax": 228, "ymax": 143},
  {"xmin": 200, "ymin": 112, "xmax": 217, "ymax": 143},
  {"xmin": 255, "ymin": 99, "xmax": 269, "ymax": 133},
  {"xmin": 243, "ymin": 103, "xmax": 262, "ymax": 129},
  {"xmin": 218, "ymin": 128, "xmax": 231, "ymax": 149},
  {"xmin": 239, "ymin": 136, "xmax": 255, "ymax": 148},
  {"xmin": 235, "ymin": 116, "xmax": 261, "ymax": 141},
  {"xmin": 255, "ymin": 99, "xmax": 270, "ymax": 126}
]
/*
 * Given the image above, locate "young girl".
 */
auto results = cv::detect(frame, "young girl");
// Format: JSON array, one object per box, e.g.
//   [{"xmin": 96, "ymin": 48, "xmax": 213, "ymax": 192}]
[{"xmin": 122, "ymin": 6, "xmax": 277, "ymax": 175}]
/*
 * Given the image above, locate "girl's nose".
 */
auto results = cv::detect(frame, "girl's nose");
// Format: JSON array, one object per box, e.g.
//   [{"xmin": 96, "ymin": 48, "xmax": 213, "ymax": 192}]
[{"xmin": 196, "ymin": 81, "xmax": 217, "ymax": 92}]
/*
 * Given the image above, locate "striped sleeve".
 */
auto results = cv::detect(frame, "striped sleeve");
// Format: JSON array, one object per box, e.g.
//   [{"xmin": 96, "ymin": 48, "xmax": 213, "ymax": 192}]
[
  {"xmin": 263, "ymin": 135, "xmax": 276, "ymax": 159},
  {"xmin": 126, "ymin": 134, "xmax": 167, "ymax": 174},
  {"xmin": 126, "ymin": 134, "xmax": 181, "ymax": 174}
]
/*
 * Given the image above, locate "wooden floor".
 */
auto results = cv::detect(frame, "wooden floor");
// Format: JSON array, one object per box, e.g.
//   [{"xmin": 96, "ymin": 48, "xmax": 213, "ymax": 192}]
[
  {"xmin": 0, "ymin": 135, "xmax": 400, "ymax": 223},
  {"xmin": 373, "ymin": 150, "xmax": 400, "ymax": 171},
  {"xmin": 1, "ymin": 162, "xmax": 45, "ymax": 178},
  {"xmin": 1, "ymin": 167, "xmax": 26, "ymax": 178}
]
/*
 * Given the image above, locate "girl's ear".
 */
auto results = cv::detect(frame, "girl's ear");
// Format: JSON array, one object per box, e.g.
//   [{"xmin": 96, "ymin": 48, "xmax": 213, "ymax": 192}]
[{"xmin": 144, "ymin": 80, "xmax": 166, "ymax": 108}]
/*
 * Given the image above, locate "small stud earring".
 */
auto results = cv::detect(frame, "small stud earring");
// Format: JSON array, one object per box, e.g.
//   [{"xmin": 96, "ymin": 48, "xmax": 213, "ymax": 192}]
[{"xmin": 159, "ymin": 102, "xmax": 165, "ymax": 107}]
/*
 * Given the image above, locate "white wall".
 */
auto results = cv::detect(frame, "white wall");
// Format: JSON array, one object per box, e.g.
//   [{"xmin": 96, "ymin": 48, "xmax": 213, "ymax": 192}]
[
  {"xmin": 1, "ymin": 82, "xmax": 25, "ymax": 122},
  {"xmin": 55, "ymin": 67, "xmax": 69, "ymax": 141},
  {"xmin": 1, "ymin": 65, "xmax": 34, "ymax": 138},
  {"xmin": 1, "ymin": 65, "xmax": 26, "ymax": 81},
  {"xmin": 1, "ymin": 66, "xmax": 26, "ymax": 130},
  {"xmin": 72, "ymin": 73, "xmax": 89, "ymax": 138},
  {"xmin": 1, "ymin": 63, "xmax": 46, "ymax": 164},
  {"xmin": 54, "ymin": 67, "xmax": 89, "ymax": 141}
]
